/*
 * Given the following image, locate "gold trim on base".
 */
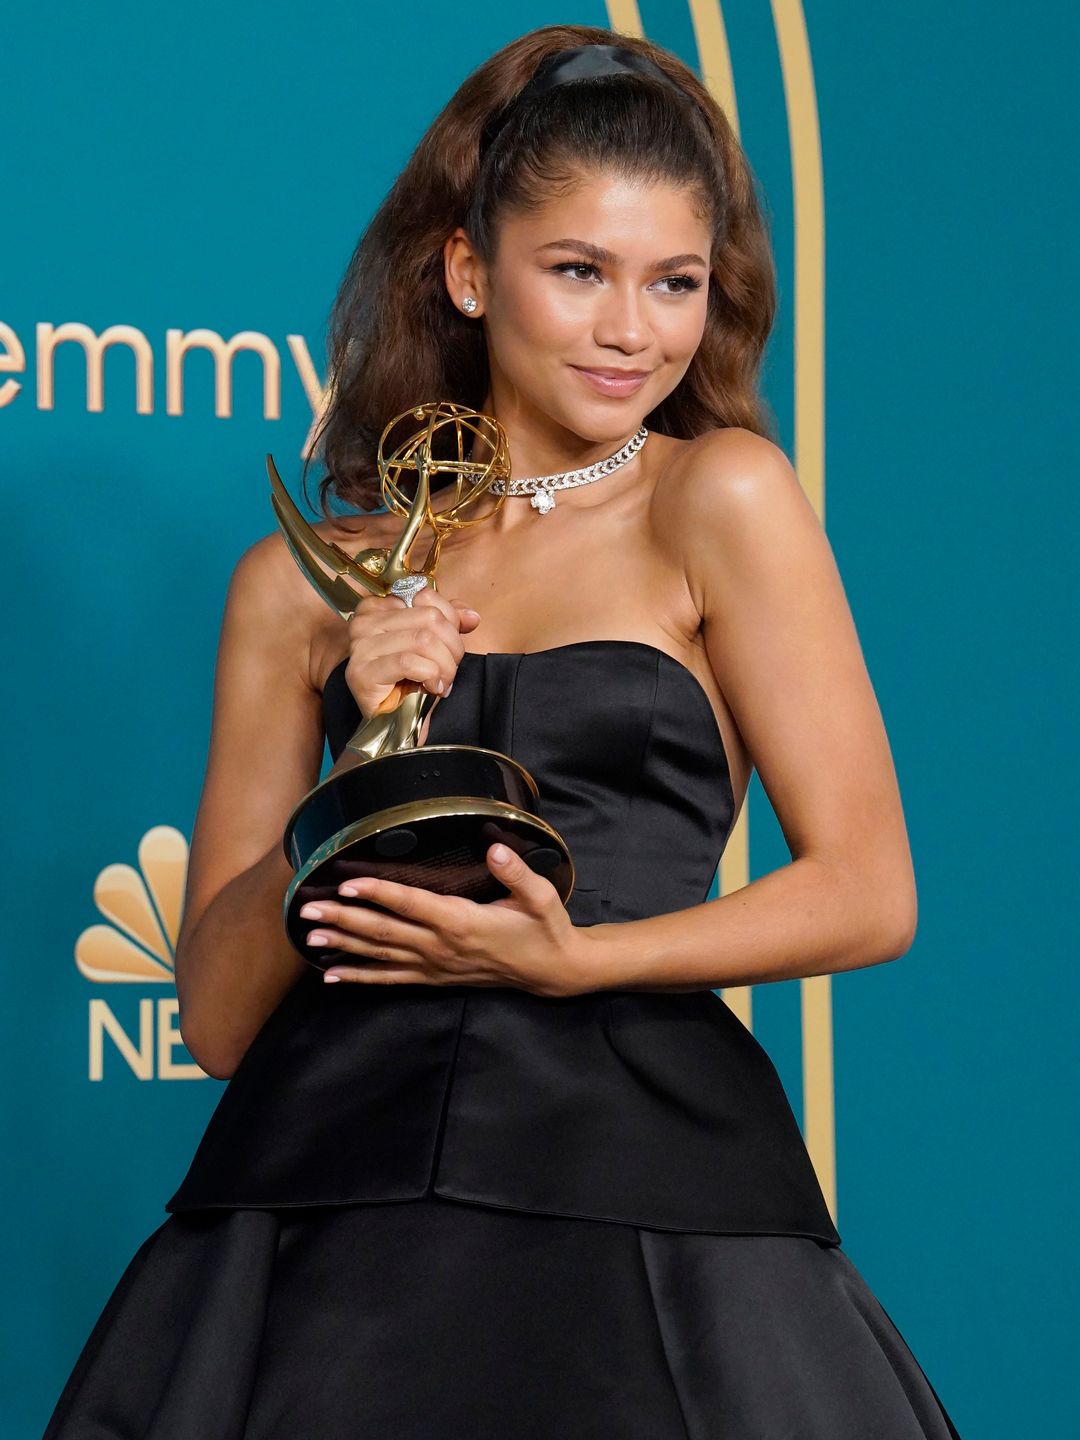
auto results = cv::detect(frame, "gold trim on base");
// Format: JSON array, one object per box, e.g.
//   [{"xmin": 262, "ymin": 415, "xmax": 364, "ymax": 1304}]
[{"xmin": 284, "ymin": 795, "xmax": 576, "ymax": 923}]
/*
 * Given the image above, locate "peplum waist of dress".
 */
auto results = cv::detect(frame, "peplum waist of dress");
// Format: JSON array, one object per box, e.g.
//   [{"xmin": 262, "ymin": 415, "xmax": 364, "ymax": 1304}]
[
  {"xmin": 165, "ymin": 967, "xmax": 841, "ymax": 1246},
  {"xmin": 166, "ymin": 643, "xmax": 840, "ymax": 1245}
]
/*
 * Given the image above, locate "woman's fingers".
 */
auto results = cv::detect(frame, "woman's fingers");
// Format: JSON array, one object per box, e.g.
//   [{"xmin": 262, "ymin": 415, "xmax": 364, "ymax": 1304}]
[
  {"xmin": 362, "ymin": 638, "xmax": 460, "ymax": 694},
  {"xmin": 339, "ymin": 876, "xmax": 469, "ymax": 932},
  {"xmin": 323, "ymin": 962, "xmax": 428, "ymax": 985},
  {"xmin": 345, "ymin": 624, "xmax": 462, "ymax": 711},
  {"xmin": 308, "ymin": 932, "xmax": 417, "ymax": 964},
  {"xmin": 300, "ymin": 879, "xmax": 457, "ymax": 937},
  {"xmin": 411, "ymin": 587, "xmax": 479, "ymax": 629},
  {"xmin": 341, "ymin": 588, "xmax": 481, "ymax": 719},
  {"xmin": 452, "ymin": 603, "xmax": 482, "ymax": 633},
  {"xmin": 297, "ymin": 882, "xmax": 478, "ymax": 983},
  {"xmin": 298, "ymin": 895, "xmax": 429, "ymax": 961}
]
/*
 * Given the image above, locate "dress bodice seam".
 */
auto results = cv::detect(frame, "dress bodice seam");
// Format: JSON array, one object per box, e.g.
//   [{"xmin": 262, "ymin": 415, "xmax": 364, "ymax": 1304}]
[{"xmin": 601, "ymin": 646, "xmax": 661, "ymax": 908}]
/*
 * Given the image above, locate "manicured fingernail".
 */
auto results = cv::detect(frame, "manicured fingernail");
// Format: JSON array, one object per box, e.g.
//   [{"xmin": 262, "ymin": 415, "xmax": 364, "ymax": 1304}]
[
  {"xmin": 323, "ymin": 972, "xmax": 341, "ymax": 983},
  {"xmin": 307, "ymin": 933, "xmax": 328, "ymax": 946},
  {"xmin": 435, "ymin": 679, "xmax": 445, "ymax": 693},
  {"xmin": 339, "ymin": 878, "xmax": 374, "ymax": 896},
  {"xmin": 490, "ymin": 844, "xmax": 509, "ymax": 864},
  {"xmin": 299, "ymin": 904, "xmax": 323, "ymax": 919},
  {"xmin": 445, "ymin": 682, "xmax": 453, "ymax": 695}
]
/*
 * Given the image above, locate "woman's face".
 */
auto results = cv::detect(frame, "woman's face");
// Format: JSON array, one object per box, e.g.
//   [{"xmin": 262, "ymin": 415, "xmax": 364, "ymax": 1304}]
[{"xmin": 448, "ymin": 170, "xmax": 712, "ymax": 449}]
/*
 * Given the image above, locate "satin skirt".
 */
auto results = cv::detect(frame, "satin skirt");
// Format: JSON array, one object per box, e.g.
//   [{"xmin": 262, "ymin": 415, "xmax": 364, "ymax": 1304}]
[{"xmin": 42, "ymin": 1195, "xmax": 962, "ymax": 1440}]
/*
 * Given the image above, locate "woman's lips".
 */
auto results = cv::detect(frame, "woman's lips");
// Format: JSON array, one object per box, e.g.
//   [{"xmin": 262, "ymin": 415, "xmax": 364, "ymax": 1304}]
[{"xmin": 571, "ymin": 365, "xmax": 650, "ymax": 397}]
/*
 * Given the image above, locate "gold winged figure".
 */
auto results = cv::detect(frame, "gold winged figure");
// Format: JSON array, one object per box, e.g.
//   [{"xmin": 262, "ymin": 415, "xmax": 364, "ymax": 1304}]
[{"xmin": 266, "ymin": 402, "xmax": 509, "ymax": 763}]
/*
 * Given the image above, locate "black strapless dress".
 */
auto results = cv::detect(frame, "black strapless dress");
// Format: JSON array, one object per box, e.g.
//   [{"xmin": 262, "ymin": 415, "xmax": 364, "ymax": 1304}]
[{"xmin": 42, "ymin": 641, "xmax": 963, "ymax": 1439}]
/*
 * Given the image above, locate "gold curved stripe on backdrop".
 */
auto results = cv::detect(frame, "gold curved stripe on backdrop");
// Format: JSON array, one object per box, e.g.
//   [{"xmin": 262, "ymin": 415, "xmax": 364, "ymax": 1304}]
[
  {"xmin": 769, "ymin": 0, "xmax": 835, "ymax": 1226},
  {"xmin": 602, "ymin": 0, "xmax": 644, "ymax": 40},
  {"xmin": 604, "ymin": 0, "xmax": 837, "ymax": 1226}
]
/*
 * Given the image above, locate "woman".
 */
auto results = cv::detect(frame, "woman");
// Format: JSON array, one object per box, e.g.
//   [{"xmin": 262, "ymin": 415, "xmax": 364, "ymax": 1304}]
[{"xmin": 43, "ymin": 24, "xmax": 963, "ymax": 1440}]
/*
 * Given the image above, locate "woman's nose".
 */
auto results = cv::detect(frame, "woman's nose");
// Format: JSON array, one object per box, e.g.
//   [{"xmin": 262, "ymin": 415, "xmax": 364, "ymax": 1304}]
[{"xmin": 593, "ymin": 283, "xmax": 652, "ymax": 352}]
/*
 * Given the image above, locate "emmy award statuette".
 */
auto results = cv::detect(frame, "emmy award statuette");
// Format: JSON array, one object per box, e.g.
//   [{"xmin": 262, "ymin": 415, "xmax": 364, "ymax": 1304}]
[{"xmin": 266, "ymin": 401, "xmax": 575, "ymax": 969}]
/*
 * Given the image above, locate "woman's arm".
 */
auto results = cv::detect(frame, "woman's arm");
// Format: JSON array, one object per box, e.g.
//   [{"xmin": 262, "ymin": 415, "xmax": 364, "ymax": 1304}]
[
  {"xmin": 582, "ymin": 429, "xmax": 917, "ymax": 994},
  {"xmin": 173, "ymin": 532, "xmax": 328, "ymax": 1078}
]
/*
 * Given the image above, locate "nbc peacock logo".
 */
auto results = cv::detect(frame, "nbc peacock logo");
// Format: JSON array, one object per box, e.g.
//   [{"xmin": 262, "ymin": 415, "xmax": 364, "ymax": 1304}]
[{"xmin": 76, "ymin": 825, "xmax": 209, "ymax": 1081}]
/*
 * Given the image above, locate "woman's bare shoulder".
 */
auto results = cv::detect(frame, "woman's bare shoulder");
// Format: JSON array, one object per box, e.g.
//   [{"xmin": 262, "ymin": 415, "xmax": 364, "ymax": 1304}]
[
  {"xmin": 668, "ymin": 423, "xmax": 812, "ymax": 541},
  {"xmin": 654, "ymin": 426, "xmax": 801, "ymax": 509},
  {"xmin": 652, "ymin": 427, "xmax": 815, "ymax": 565}
]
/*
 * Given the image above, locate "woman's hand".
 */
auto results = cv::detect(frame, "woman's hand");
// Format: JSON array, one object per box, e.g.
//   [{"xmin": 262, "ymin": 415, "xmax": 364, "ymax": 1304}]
[
  {"xmin": 296, "ymin": 844, "xmax": 593, "ymax": 999},
  {"xmin": 345, "ymin": 586, "xmax": 481, "ymax": 719}
]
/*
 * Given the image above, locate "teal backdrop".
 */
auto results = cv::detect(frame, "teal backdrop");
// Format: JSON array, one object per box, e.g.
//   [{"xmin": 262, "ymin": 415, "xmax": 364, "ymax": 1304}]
[{"xmin": 5, "ymin": 3, "xmax": 1074, "ymax": 1436}]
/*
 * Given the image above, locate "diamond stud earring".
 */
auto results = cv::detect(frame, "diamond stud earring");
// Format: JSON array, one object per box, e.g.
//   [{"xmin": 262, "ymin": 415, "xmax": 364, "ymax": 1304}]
[{"xmin": 461, "ymin": 296, "xmax": 478, "ymax": 314}]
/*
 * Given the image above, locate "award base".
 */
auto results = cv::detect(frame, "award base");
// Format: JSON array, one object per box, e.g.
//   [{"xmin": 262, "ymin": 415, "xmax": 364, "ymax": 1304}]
[{"xmin": 282, "ymin": 745, "xmax": 574, "ymax": 969}]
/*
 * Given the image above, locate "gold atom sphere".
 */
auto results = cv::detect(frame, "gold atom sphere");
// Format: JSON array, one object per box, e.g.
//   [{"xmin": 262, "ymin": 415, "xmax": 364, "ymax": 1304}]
[{"xmin": 376, "ymin": 401, "xmax": 510, "ymax": 531}]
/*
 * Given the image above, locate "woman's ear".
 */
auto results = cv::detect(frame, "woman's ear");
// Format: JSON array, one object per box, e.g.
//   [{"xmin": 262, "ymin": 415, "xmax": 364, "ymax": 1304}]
[{"xmin": 443, "ymin": 227, "xmax": 487, "ymax": 317}]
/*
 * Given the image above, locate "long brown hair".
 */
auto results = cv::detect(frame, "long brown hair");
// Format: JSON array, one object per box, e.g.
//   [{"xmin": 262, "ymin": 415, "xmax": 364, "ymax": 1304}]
[{"xmin": 305, "ymin": 23, "xmax": 778, "ymax": 516}]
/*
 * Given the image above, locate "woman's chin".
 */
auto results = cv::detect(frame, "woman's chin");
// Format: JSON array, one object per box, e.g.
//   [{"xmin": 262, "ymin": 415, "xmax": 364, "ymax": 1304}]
[{"xmin": 552, "ymin": 402, "xmax": 648, "ymax": 446}]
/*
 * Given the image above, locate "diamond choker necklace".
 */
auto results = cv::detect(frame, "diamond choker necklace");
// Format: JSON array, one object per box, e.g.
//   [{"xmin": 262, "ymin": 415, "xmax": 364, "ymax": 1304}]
[{"xmin": 489, "ymin": 425, "xmax": 649, "ymax": 514}]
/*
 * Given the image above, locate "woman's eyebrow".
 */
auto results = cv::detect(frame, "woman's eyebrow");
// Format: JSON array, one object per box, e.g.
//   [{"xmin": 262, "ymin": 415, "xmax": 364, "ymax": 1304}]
[{"xmin": 536, "ymin": 238, "xmax": 708, "ymax": 270}]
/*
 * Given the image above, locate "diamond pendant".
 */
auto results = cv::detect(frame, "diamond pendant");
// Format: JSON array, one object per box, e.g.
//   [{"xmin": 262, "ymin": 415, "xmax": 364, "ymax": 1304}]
[{"xmin": 531, "ymin": 490, "xmax": 556, "ymax": 514}]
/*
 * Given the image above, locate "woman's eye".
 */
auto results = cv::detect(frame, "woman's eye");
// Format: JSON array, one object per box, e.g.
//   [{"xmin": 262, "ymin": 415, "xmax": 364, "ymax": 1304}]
[
  {"xmin": 552, "ymin": 262, "xmax": 601, "ymax": 282},
  {"xmin": 550, "ymin": 263, "xmax": 703, "ymax": 295},
  {"xmin": 653, "ymin": 274, "xmax": 703, "ymax": 295}
]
